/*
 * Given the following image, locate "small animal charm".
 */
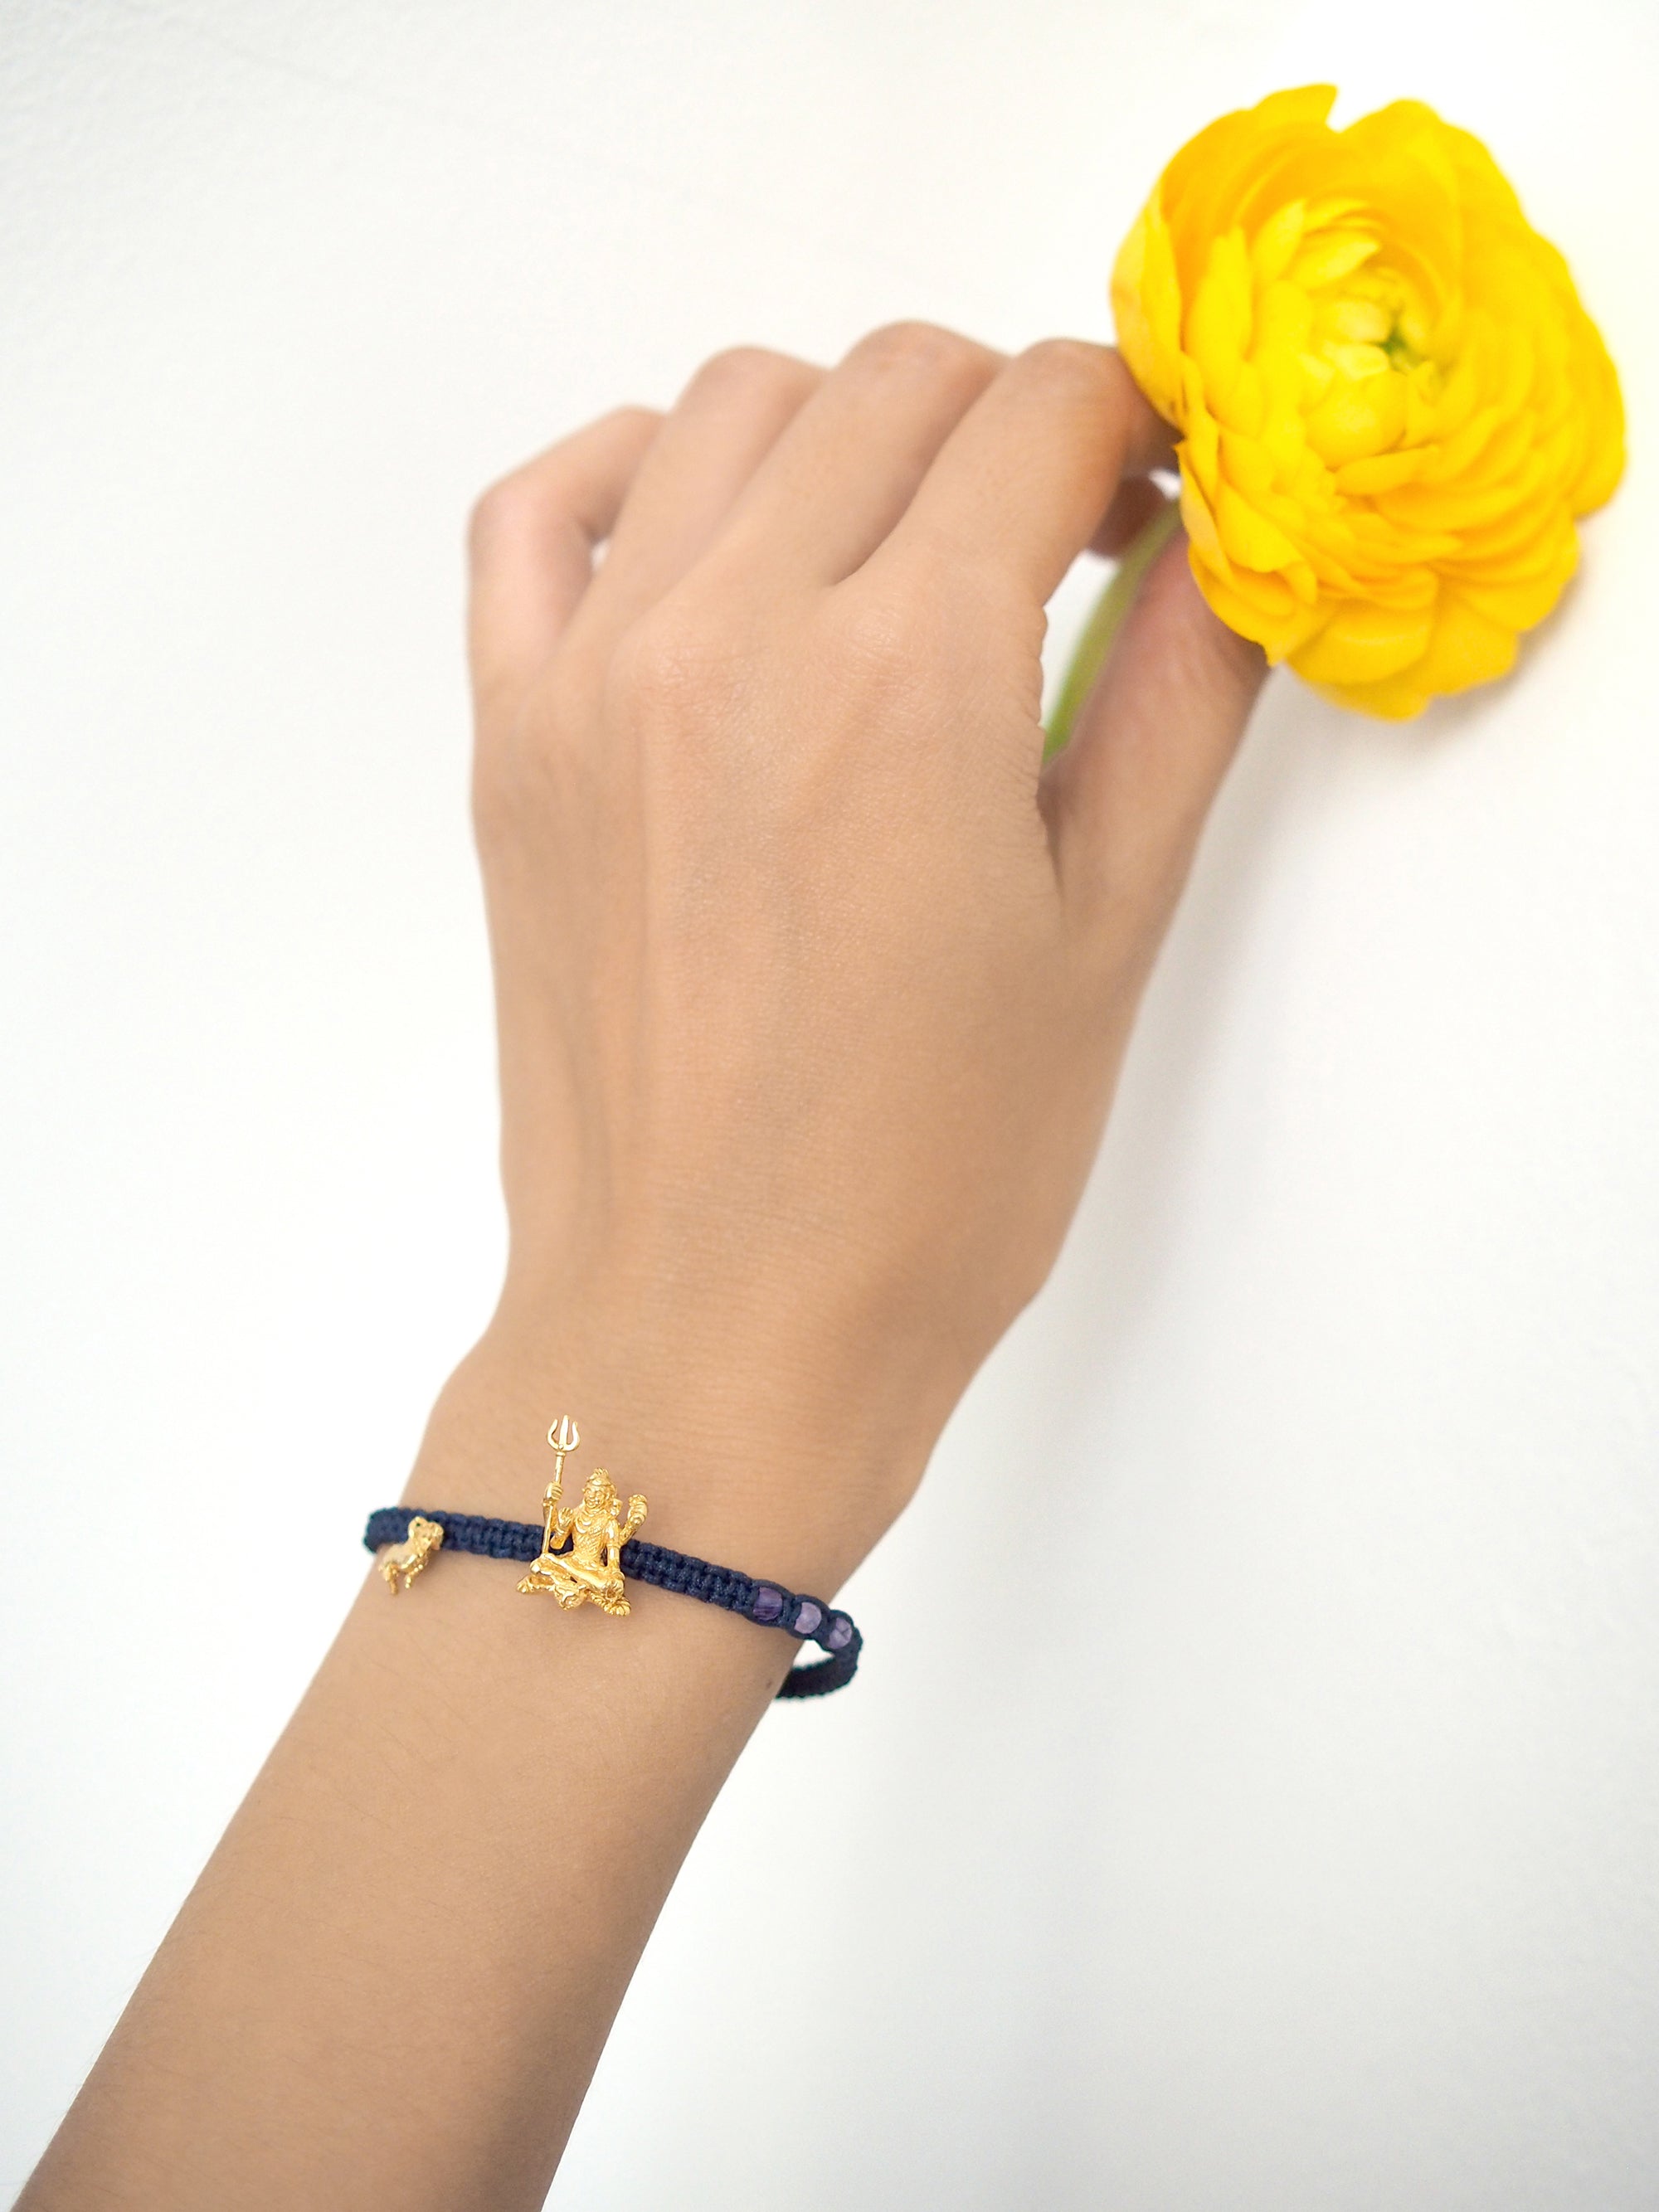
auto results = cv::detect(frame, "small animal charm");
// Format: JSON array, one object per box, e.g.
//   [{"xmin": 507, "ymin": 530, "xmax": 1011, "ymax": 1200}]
[
  {"xmin": 379, "ymin": 1514, "xmax": 445, "ymax": 1594},
  {"xmin": 518, "ymin": 1416, "xmax": 646, "ymax": 1616}
]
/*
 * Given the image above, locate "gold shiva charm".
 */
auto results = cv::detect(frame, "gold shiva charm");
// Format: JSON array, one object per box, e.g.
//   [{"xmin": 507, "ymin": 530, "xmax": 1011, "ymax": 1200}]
[
  {"xmin": 379, "ymin": 1514, "xmax": 445, "ymax": 1594},
  {"xmin": 517, "ymin": 1416, "xmax": 647, "ymax": 1616}
]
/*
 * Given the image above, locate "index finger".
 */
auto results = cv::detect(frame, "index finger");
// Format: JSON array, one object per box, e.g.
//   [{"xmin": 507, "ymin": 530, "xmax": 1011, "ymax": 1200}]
[{"xmin": 870, "ymin": 341, "xmax": 1170, "ymax": 606}]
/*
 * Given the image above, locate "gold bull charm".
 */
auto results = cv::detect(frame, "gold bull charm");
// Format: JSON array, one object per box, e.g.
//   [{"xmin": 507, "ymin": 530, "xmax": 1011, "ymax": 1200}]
[
  {"xmin": 378, "ymin": 1514, "xmax": 445, "ymax": 1594},
  {"xmin": 517, "ymin": 1417, "xmax": 646, "ymax": 1616}
]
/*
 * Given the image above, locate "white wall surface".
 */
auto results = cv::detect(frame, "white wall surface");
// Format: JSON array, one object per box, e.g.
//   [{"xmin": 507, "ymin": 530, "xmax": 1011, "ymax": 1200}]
[{"xmin": 4, "ymin": 1, "xmax": 1657, "ymax": 2203}]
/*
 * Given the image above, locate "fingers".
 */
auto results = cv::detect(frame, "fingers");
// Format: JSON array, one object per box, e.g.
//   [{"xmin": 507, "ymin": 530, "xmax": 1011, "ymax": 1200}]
[
  {"xmin": 1045, "ymin": 529, "xmax": 1267, "ymax": 963},
  {"xmin": 567, "ymin": 346, "xmax": 822, "ymax": 652},
  {"xmin": 874, "ymin": 342, "xmax": 1171, "ymax": 609},
  {"xmin": 465, "ymin": 337, "xmax": 1171, "ymax": 728},
  {"xmin": 467, "ymin": 406, "xmax": 661, "ymax": 710},
  {"xmin": 709, "ymin": 323, "xmax": 1004, "ymax": 586}
]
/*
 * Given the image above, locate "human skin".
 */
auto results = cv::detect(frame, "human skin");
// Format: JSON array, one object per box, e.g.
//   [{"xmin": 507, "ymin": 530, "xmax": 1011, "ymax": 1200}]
[{"xmin": 19, "ymin": 325, "xmax": 1263, "ymax": 2210}]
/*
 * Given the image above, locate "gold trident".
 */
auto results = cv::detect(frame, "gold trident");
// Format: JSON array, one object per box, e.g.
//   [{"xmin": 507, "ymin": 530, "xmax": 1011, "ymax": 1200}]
[
  {"xmin": 547, "ymin": 1414, "xmax": 580, "ymax": 1485},
  {"xmin": 535, "ymin": 1415, "xmax": 588, "ymax": 1574},
  {"xmin": 533, "ymin": 1416, "xmax": 581, "ymax": 1567}
]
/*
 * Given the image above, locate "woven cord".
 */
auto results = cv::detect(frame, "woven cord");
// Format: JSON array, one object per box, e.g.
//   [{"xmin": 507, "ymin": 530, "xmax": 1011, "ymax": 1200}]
[{"xmin": 364, "ymin": 1508, "xmax": 860, "ymax": 1696}]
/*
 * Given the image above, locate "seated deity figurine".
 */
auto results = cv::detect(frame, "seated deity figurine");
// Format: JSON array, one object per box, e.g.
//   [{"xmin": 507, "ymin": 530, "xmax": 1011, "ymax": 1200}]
[{"xmin": 518, "ymin": 1466, "xmax": 647, "ymax": 1616}]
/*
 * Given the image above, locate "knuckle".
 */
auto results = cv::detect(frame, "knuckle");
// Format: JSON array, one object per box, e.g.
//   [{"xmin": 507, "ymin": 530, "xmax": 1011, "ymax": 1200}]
[
  {"xmin": 854, "ymin": 319, "xmax": 980, "ymax": 378},
  {"xmin": 837, "ymin": 586, "xmax": 921, "ymax": 670},
  {"xmin": 607, "ymin": 596, "xmax": 739, "ymax": 727},
  {"xmin": 1017, "ymin": 337, "xmax": 1120, "ymax": 401},
  {"xmin": 826, "ymin": 581, "xmax": 946, "ymax": 720},
  {"xmin": 603, "ymin": 401, "xmax": 660, "ymax": 441},
  {"xmin": 684, "ymin": 344, "xmax": 805, "ymax": 407},
  {"xmin": 466, "ymin": 474, "xmax": 530, "ymax": 567},
  {"xmin": 467, "ymin": 459, "xmax": 576, "ymax": 571}
]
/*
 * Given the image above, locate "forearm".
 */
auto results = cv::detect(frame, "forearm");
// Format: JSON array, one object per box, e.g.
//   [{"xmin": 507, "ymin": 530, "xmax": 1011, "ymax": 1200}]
[{"xmin": 22, "ymin": 1318, "xmax": 906, "ymax": 2212}]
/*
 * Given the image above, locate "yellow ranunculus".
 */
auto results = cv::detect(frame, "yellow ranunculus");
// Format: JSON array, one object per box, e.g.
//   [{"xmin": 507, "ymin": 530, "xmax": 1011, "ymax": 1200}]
[{"xmin": 1111, "ymin": 86, "xmax": 1624, "ymax": 717}]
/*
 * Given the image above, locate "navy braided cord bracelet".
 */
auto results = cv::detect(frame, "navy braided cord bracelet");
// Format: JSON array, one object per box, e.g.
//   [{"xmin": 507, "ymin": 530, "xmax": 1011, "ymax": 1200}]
[{"xmin": 363, "ymin": 1506, "xmax": 861, "ymax": 1698}]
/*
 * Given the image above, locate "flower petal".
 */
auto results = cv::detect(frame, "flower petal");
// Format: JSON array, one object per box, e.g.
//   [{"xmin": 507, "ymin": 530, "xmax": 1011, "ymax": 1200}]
[{"xmin": 1291, "ymin": 599, "xmax": 1437, "ymax": 686}]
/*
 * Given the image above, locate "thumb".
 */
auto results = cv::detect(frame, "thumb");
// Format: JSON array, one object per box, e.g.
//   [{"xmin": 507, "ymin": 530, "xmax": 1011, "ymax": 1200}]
[{"xmin": 1045, "ymin": 523, "xmax": 1267, "ymax": 966}]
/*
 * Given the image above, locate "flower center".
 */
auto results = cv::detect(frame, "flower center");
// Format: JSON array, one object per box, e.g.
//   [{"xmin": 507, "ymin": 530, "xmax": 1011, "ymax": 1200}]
[
  {"xmin": 1306, "ymin": 259, "xmax": 1429, "ymax": 377},
  {"xmin": 1272, "ymin": 210, "xmax": 1439, "ymax": 467}
]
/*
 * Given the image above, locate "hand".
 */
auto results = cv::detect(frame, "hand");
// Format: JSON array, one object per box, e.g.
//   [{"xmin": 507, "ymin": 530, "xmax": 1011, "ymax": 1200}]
[{"xmin": 424, "ymin": 325, "xmax": 1264, "ymax": 1586}]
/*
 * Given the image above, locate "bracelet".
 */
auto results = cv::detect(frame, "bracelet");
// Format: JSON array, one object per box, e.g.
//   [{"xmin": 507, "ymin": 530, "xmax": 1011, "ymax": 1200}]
[{"xmin": 363, "ymin": 1417, "xmax": 861, "ymax": 1699}]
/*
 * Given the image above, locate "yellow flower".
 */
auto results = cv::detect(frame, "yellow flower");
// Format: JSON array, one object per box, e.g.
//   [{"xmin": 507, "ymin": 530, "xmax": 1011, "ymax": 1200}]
[{"xmin": 1111, "ymin": 86, "xmax": 1624, "ymax": 717}]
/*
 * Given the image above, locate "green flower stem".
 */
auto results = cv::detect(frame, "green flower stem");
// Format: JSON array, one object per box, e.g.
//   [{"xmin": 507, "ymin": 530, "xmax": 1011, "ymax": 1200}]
[{"xmin": 1044, "ymin": 498, "xmax": 1182, "ymax": 760}]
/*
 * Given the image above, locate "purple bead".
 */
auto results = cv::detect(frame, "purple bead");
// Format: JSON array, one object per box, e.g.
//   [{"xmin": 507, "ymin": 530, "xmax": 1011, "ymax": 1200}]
[
  {"xmin": 792, "ymin": 1600, "xmax": 824, "ymax": 1638},
  {"xmin": 825, "ymin": 1614, "xmax": 854, "ymax": 1652},
  {"xmin": 751, "ymin": 1585, "xmax": 785, "ymax": 1626}
]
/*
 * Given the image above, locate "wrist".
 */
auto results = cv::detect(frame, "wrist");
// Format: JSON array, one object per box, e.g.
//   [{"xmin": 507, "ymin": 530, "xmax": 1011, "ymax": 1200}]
[{"xmin": 406, "ymin": 1284, "xmax": 951, "ymax": 1596}]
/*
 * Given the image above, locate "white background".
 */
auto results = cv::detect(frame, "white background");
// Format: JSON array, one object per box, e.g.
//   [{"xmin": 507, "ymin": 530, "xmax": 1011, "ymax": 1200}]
[{"xmin": 4, "ymin": 1, "xmax": 1657, "ymax": 2204}]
